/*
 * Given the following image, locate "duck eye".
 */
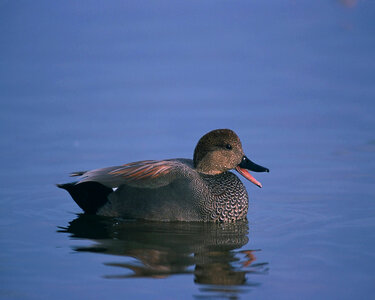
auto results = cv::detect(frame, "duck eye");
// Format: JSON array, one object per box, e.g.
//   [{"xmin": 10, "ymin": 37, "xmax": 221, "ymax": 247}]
[{"xmin": 225, "ymin": 144, "xmax": 232, "ymax": 150}]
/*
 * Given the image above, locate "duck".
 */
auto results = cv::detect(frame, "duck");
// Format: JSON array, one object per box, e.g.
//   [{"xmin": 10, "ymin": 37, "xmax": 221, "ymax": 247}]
[{"xmin": 57, "ymin": 129, "xmax": 269, "ymax": 222}]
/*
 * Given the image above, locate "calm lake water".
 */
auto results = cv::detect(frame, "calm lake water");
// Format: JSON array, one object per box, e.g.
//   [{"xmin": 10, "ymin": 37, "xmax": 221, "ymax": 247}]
[{"xmin": 1, "ymin": 1, "xmax": 375, "ymax": 299}]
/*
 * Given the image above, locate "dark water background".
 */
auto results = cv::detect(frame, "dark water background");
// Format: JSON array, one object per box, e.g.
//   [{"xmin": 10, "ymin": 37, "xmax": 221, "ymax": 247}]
[{"xmin": 1, "ymin": 1, "xmax": 375, "ymax": 299}]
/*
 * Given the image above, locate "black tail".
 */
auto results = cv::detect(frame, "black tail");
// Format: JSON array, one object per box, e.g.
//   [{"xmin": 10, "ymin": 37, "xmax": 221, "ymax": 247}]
[{"xmin": 57, "ymin": 182, "xmax": 113, "ymax": 214}]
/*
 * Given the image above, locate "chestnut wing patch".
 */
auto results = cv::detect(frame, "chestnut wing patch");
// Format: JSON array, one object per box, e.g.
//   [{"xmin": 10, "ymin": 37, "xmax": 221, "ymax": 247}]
[
  {"xmin": 77, "ymin": 159, "xmax": 189, "ymax": 189},
  {"xmin": 109, "ymin": 160, "xmax": 174, "ymax": 181}
]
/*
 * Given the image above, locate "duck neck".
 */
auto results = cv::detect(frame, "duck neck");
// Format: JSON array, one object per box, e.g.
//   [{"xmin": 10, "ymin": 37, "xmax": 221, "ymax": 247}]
[
  {"xmin": 194, "ymin": 153, "xmax": 225, "ymax": 175},
  {"xmin": 196, "ymin": 165, "xmax": 222, "ymax": 175}
]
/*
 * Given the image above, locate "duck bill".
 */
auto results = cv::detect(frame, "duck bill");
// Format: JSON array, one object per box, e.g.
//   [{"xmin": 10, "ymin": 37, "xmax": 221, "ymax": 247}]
[{"xmin": 235, "ymin": 156, "xmax": 269, "ymax": 188}]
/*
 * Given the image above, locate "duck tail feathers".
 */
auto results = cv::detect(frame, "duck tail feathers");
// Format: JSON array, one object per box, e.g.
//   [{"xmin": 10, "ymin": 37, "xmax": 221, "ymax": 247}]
[
  {"xmin": 57, "ymin": 181, "xmax": 112, "ymax": 214},
  {"xmin": 69, "ymin": 171, "xmax": 87, "ymax": 177}
]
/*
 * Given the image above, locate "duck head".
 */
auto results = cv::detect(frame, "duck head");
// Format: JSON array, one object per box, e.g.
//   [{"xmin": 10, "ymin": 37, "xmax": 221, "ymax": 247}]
[{"xmin": 193, "ymin": 129, "xmax": 269, "ymax": 188}]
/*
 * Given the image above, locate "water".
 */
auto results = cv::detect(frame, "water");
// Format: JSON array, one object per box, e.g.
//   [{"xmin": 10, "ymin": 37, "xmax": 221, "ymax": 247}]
[{"xmin": 1, "ymin": 1, "xmax": 375, "ymax": 299}]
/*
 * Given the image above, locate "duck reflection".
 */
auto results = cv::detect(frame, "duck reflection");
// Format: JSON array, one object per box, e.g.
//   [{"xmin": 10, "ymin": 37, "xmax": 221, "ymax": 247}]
[{"xmin": 59, "ymin": 215, "xmax": 268, "ymax": 295}]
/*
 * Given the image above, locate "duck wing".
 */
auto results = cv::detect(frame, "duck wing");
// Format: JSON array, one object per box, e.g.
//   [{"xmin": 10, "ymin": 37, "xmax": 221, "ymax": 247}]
[{"xmin": 74, "ymin": 159, "xmax": 194, "ymax": 189}]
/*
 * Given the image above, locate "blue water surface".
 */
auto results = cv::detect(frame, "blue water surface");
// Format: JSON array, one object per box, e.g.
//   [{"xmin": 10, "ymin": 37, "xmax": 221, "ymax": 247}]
[{"xmin": 1, "ymin": 1, "xmax": 375, "ymax": 299}]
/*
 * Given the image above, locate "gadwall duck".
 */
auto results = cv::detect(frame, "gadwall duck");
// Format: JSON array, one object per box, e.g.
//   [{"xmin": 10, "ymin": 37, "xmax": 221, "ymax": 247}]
[{"xmin": 58, "ymin": 129, "xmax": 269, "ymax": 222}]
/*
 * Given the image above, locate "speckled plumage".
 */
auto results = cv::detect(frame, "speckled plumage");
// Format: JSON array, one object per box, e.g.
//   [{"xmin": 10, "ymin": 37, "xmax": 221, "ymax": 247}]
[
  {"xmin": 97, "ymin": 161, "xmax": 248, "ymax": 222},
  {"xmin": 199, "ymin": 173, "xmax": 249, "ymax": 222},
  {"xmin": 58, "ymin": 129, "xmax": 268, "ymax": 222}
]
